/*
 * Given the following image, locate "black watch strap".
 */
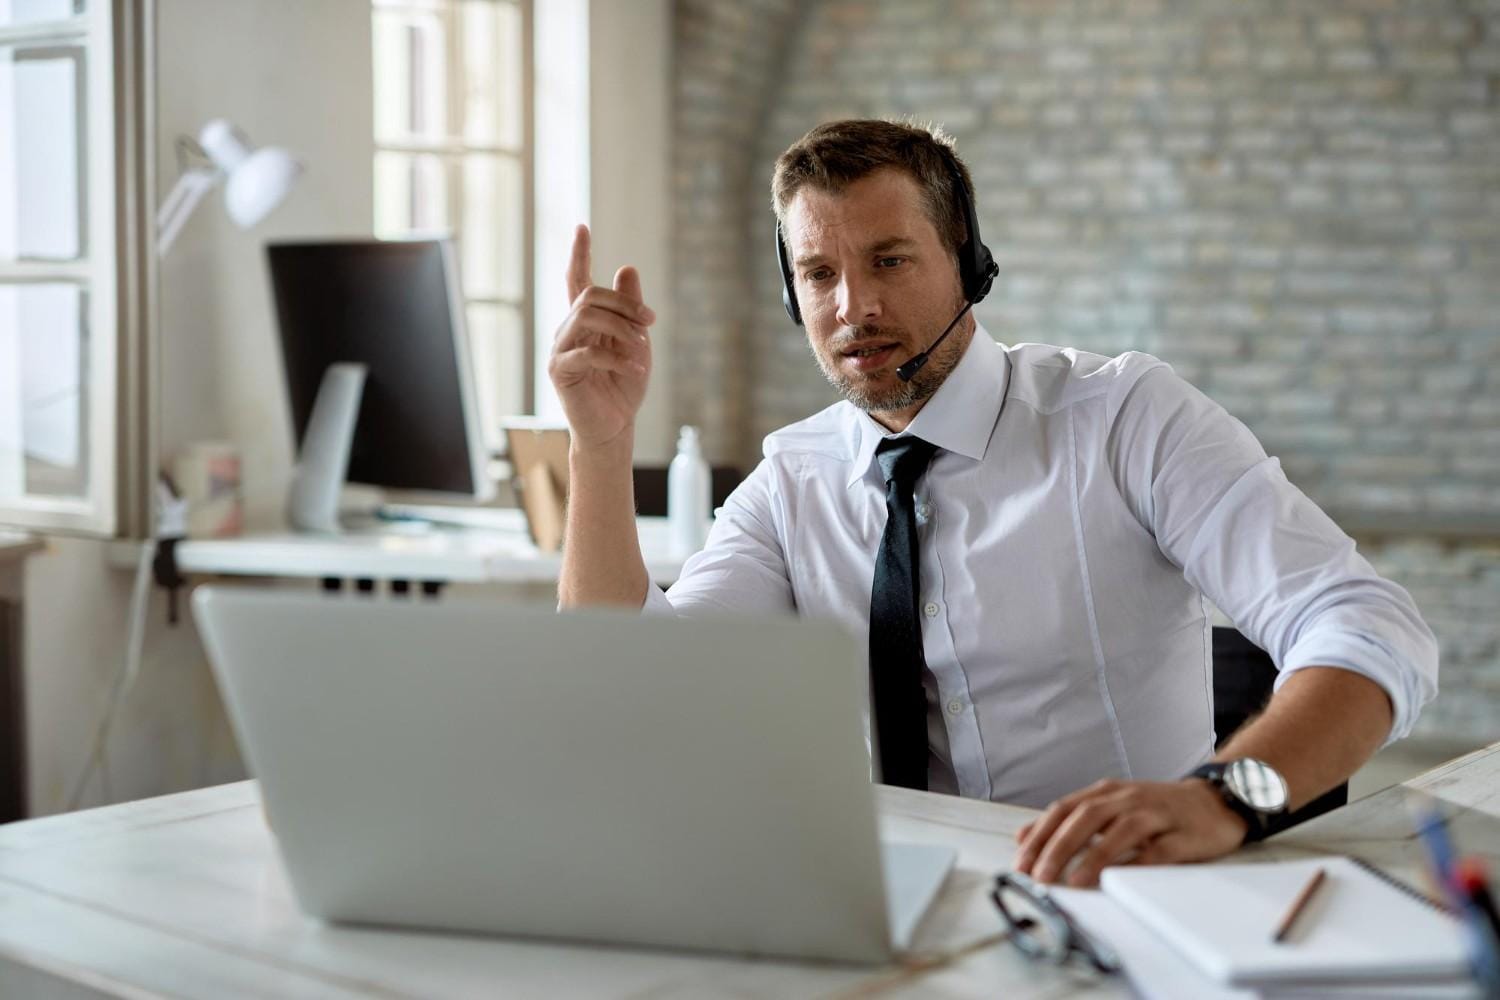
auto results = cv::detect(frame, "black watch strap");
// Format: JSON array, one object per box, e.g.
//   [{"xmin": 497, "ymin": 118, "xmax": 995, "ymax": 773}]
[{"xmin": 1189, "ymin": 762, "xmax": 1271, "ymax": 844}]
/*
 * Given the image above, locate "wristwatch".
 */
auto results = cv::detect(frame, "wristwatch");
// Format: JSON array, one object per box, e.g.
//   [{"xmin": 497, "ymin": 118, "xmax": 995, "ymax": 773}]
[{"xmin": 1187, "ymin": 758, "xmax": 1290, "ymax": 844}]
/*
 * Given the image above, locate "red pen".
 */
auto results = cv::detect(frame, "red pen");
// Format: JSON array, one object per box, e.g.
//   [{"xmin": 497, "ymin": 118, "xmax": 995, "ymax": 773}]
[{"xmin": 1456, "ymin": 858, "xmax": 1500, "ymax": 943}]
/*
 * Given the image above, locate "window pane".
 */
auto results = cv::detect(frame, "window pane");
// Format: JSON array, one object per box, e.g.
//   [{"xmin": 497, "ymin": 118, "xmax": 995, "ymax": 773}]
[
  {"xmin": 374, "ymin": 149, "xmax": 450, "ymax": 237},
  {"xmin": 372, "ymin": 6, "xmax": 447, "ymax": 145},
  {"xmin": 0, "ymin": 43, "xmax": 84, "ymax": 261},
  {"xmin": 0, "ymin": 282, "xmax": 88, "ymax": 501},
  {"xmin": 460, "ymin": 0, "xmax": 522, "ymax": 149},
  {"xmin": 459, "ymin": 153, "xmax": 522, "ymax": 301},
  {"xmin": 466, "ymin": 302, "xmax": 523, "ymax": 449},
  {"xmin": 0, "ymin": 0, "xmax": 84, "ymax": 28}
]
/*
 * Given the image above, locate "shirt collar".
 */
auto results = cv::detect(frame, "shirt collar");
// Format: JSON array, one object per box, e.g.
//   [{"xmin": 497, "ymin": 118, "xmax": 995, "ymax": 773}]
[{"xmin": 844, "ymin": 323, "xmax": 1011, "ymax": 488}]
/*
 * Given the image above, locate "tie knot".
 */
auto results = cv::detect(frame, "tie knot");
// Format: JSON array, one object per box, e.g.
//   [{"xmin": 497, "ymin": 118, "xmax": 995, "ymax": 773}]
[{"xmin": 876, "ymin": 435, "xmax": 939, "ymax": 489}]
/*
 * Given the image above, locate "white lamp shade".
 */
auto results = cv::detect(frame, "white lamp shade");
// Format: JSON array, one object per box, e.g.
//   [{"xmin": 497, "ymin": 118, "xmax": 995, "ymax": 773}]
[
  {"xmin": 198, "ymin": 119, "xmax": 251, "ymax": 171},
  {"xmin": 157, "ymin": 119, "xmax": 303, "ymax": 256},
  {"xmin": 224, "ymin": 147, "xmax": 302, "ymax": 228}
]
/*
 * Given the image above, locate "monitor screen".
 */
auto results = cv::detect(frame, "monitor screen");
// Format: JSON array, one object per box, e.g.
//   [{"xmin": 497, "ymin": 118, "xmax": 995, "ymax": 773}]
[{"xmin": 266, "ymin": 239, "xmax": 491, "ymax": 501}]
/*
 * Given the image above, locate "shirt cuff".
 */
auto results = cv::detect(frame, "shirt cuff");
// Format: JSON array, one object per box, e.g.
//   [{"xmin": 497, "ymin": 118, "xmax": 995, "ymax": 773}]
[{"xmin": 1274, "ymin": 629, "xmax": 1439, "ymax": 746}]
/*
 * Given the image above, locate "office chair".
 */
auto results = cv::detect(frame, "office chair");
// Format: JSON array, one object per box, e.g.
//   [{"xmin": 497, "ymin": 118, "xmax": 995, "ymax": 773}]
[{"xmin": 1212, "ymin": 627, "xmax": 1349, "ymax": 835}]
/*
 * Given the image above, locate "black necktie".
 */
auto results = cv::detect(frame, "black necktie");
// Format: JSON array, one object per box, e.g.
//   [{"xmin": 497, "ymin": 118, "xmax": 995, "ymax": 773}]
[{"xmin": 869, "ymin": 436, "xmax": 939, "ymax": 790}]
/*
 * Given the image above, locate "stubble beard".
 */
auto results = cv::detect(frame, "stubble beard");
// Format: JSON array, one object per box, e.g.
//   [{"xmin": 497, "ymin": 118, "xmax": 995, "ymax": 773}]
[{"xmin": 811, "ymin": 300, "xmax": 971, "ymax": 415}]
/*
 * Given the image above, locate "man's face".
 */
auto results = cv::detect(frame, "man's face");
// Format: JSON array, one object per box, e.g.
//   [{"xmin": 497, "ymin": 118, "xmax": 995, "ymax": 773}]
[{"xmin": 783, "ymin": 167, "xmax": 973, "ymax": 427}]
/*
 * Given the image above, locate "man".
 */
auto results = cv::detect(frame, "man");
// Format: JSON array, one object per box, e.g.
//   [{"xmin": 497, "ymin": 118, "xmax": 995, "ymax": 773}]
[{"xmin": 548, "ymin": 119, "xmax": 1437, "ymax": 888}]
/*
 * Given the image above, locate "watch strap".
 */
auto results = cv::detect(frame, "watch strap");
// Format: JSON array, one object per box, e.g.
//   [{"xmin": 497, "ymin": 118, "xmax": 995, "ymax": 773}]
[{"xmin": 1188, "ymin": 762, "xmax": 1271, "ymax": 844}]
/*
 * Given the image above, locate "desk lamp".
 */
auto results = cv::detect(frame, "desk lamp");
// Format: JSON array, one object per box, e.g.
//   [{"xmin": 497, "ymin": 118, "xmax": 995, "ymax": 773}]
[{"xmin": 156, "ymin": 119, "xmax": 302, "ymax": 255}]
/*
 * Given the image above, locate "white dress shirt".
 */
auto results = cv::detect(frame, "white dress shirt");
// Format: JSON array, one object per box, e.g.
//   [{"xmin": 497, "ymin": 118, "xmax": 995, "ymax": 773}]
[{"xmin": 643, "ymin": 327, "xmax": 1438, "ymax": 808}]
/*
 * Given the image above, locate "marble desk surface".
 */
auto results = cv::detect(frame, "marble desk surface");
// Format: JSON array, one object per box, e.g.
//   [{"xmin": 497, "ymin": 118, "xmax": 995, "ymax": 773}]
[{"xmin": 0, "ymin": 742, "xmax": 1495, "ymax": 999}]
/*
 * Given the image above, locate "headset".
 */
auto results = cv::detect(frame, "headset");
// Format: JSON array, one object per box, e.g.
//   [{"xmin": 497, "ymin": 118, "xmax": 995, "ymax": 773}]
[{"xmin": 775, "ymin": 153, "xmax": 999, "ymax": 382}]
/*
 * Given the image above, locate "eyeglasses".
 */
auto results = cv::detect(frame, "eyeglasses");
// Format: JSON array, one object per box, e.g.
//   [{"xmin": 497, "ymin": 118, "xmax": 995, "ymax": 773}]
[{"xmin": 991, "ymin": 872, "xmax": 1122, "ymax": 974}]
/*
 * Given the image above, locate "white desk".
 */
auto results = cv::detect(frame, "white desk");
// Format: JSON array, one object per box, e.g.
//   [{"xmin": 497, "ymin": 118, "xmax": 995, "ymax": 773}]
[
  {"xmin": 108, "ymin": 511, "xmax": 687, "ymax": 586},
  {"xmin": 1, "ymin": 743, "xmax": 1495, "ymax": 999}
]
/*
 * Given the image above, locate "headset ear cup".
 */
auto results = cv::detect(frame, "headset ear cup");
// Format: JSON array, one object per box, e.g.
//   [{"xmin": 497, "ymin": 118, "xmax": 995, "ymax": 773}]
[
  {"xmin": 783, "ymin": 285, "xmax": 802, "ymax": 326},
  {"xmin": 952, "ymin": 159, "xmax": 997, "ymax": 306},
  {"xmin": 958, "ymin": 240, "xmax": 995, "ymax": 305},
  {"xmin": 970, "ymin": 250, "xmax": 998, "ymax": 306},
  {"xmin": 775, "ymin": 220, "xmax": 803, "ymax": 326}
]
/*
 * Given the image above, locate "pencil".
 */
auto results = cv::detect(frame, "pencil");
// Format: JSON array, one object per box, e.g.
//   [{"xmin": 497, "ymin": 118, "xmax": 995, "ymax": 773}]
[{"xmin": 1273, "ymin": 867, "xmax": 1328, "ymax": 944}]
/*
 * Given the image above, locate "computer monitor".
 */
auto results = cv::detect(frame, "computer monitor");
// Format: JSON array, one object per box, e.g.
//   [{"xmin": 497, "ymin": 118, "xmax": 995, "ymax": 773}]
[{"xmin": 266, "ymin": 239, "xmax": 493, "ymax": 525}]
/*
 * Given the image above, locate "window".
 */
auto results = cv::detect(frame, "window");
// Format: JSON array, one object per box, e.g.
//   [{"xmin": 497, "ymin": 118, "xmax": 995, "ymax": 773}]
[
  {"xmin": 371, "ymin": 0, "xmax": 532, "ymax": 450},
  {"xmin": 0, "ymin": 0, "xmax": 140, "ymax": 536}
]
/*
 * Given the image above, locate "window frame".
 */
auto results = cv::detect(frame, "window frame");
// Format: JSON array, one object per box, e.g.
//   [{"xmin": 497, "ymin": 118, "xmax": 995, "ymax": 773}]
[
  {"xmin": 371, "ymin": 0, "xmax": 535, "ymax": 437},
  {"xmin": 0, "ymin": 0, "xmax": 154, "ymax": 539}
]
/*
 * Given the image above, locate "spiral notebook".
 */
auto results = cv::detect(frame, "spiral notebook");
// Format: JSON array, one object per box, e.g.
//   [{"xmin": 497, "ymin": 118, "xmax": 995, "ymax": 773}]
[{"xmin": 1097, "ymin": 856, "xmax": 1470, "ymax": 987}]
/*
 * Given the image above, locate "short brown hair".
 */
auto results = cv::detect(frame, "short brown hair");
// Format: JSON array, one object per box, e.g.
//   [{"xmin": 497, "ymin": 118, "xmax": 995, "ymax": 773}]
[{"xmin": 771, "ymin": 119, "xmax": 976, "ymax": 257}]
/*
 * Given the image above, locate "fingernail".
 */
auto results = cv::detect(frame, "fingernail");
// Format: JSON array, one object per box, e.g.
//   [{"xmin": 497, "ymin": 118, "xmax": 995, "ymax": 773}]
[{"xmin": 640, "ymin": 307, "xmax": 655, "ymax": 323}]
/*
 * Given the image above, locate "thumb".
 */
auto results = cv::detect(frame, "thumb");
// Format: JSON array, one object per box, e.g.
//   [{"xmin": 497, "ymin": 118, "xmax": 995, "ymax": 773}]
[{"xmin": 613, "ymin": 265, "xmax": 644, "ymax": 305}]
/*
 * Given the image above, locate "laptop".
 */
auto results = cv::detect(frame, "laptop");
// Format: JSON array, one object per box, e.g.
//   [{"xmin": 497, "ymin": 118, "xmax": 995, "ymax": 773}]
[{"xmin": 192, "ymin": 587, "xmax": 956, "ymax": 964}]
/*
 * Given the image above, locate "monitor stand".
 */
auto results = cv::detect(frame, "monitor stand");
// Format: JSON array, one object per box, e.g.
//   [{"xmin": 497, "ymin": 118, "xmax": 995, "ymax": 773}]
[{"xmin": 287, "ymin": 363, "xmax": 366, "ymax": 534}]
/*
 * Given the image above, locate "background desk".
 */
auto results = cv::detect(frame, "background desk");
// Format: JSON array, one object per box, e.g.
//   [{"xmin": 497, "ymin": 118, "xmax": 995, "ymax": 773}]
[
  {"xmin": 108, "ymin": 511, "xmax": 687, "ymax": 588},
  {"xmin": 0, "ymin": 742, "xmax": 1495, "ymax": 999}
]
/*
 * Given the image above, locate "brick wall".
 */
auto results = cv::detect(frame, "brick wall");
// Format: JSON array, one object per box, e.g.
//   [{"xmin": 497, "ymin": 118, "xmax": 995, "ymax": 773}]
[
  {"xmin": 672, "ymin": 0, "xmax": 804, "ymax": 461},
  {"xmin": 1363, "ymin": 538, "xmax": 1500, "ymax": 738},
  {"xmin": 672, "ymin": 0, "xmax": 1500, "ymax": 743}
]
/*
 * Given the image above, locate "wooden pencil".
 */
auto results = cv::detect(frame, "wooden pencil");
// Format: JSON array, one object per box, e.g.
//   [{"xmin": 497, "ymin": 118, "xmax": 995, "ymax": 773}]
[{"xmin": 1273, "ymin": 866, "xmax": 1328, "ymax": 944}]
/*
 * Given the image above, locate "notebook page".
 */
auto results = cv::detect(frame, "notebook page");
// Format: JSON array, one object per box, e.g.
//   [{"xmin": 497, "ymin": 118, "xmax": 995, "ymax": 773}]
[
  {"xmin": 1098, "ymin": 856, "xmax": 1469, "ymax": 986},
  {"xmin": 1050, "ymin": 886, "xmax": 1255, "ymax": 1000}
]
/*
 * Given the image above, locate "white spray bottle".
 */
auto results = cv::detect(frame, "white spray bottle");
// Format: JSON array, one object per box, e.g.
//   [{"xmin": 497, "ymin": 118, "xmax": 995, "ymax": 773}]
[{"xmin": 668, "ymin": 425, "xmax": 711, "ymax": 556}]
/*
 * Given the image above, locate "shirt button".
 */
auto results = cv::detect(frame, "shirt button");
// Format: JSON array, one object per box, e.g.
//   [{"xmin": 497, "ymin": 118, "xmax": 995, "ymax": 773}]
[
  {"xmin": 947, "ymin": 699, "xmax": 964, "ymax": 717},
  {"xmin": 917, "ymin": 503, "xmax": 933, "ymax": 520},
  {"xmin": 923, "ymin": 601, "xmax": 940, "ymax": 618}
]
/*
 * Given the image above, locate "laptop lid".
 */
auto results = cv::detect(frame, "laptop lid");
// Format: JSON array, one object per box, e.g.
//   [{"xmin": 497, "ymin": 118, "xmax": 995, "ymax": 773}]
[{"xmin": 192, "ymin": 587, "xmax": 907, "ymax": 964}]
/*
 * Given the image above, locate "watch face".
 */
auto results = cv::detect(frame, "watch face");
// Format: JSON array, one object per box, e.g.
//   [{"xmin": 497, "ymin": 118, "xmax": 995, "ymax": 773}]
[{"xmin": 1224, "ymin": 758, "xmax": 1289, "ymax": 813}]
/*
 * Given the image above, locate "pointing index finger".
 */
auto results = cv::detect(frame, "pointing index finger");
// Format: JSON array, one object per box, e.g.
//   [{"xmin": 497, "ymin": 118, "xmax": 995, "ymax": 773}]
[{"xmin": 566, "ymin": 224, "xmax": 592, "ymax": 303}]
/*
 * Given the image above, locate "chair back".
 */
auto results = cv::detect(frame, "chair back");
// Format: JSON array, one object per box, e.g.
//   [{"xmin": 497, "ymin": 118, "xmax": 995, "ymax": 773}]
[
  {"xmin": 632, "ymin": 466, "xmax": 742, "ymax": 518},
  {"xmin": 1211, "ymin": 627, "xmax": 1349, "ymax": 834}
]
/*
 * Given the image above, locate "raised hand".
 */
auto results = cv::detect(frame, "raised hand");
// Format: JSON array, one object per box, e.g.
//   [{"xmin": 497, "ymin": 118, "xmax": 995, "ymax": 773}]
[{"xmin": 547, "ymin": 224, "xmax": 655, "ymax": 450}]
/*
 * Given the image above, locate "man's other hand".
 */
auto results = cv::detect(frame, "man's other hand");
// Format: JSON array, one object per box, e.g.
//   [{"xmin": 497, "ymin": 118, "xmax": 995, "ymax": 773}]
[
  {"xmin": 1011, "ymin": 778, "xmax": 1249, "ymax": 887},
  {"xmin": 547, "ymin": 224, "xmax": 656, "ymax": 450}
]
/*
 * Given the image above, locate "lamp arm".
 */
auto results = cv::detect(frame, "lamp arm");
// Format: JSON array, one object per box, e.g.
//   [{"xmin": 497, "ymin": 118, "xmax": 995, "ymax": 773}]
[{"xmin": 156, "ymin": 166, "xmax": 220, "ymax": 257}]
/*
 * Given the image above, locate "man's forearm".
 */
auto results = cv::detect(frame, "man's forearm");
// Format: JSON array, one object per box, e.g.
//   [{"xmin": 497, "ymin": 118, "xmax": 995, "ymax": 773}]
[
  {"xmin": 557, "ymin": 434, "xmax": 651, "ymax": 608},
  {"xmin": 1215, "ymin": 666, "xmax": 1394, "ymax": 810},
  {"xmin": 1015, "ymin": 665, "xmax": 1398, "ymax": 884}
]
